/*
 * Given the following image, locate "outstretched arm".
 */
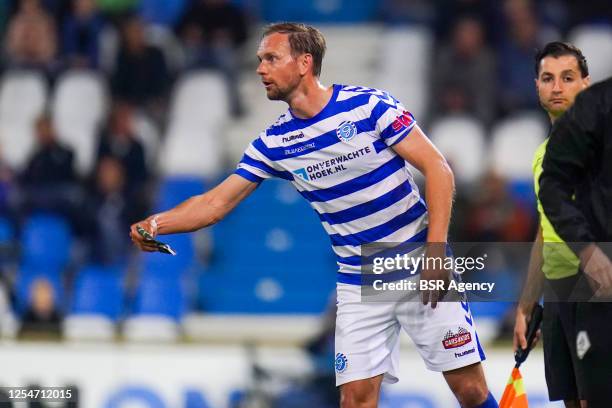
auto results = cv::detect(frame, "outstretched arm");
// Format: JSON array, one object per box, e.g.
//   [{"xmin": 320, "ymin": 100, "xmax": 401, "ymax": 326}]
[{"xmin": 130, "ymin": 174, "xmax": 258, "ymax": 251}]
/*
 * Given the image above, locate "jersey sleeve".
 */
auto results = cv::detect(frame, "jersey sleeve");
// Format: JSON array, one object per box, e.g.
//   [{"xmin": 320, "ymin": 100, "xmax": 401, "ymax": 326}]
[
  {"xmin": 371, "ymin": 93, "xmax": 417, "ymax": 147},
  {"xmin": 235, "ymin": 135, "xmax": 282, "ymax": 183}
]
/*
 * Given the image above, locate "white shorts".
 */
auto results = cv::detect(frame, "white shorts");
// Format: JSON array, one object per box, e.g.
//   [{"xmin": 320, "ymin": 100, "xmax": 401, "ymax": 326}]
[{"xmin": 334, "ymin": 281, "xmax": 485, "ymax": 386}]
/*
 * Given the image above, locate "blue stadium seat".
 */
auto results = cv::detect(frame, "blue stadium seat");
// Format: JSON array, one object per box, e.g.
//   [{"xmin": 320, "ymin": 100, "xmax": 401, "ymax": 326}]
[
  {"xmin": 154, "ymin": 176, "xmax": 207, "ymax": 212},
  {"xmin": 21, "ymin": 213, "xmax": 72, "ymax": 268},
  {"xmin": 507, "ymin": 179, "xmax": 536, "ymax": 208},
  {"xmin": 214, "ymin": 179, "xmax": 330, "ymax": 260},
  {"xmin": 71, "ymin": 265, "xmax": 124, "ymax": 321},
  {"xmin": 145, "ymin": 176, "xmax": 208, "ymax": 278},
  {"xmin": 133, "ymin": 275, "xmax": 187, "ymax": 320},
  {"xmin": 139, "ymin": 0, "xmax": 187, "ymax": 26},
  {"xmin": 203, "ymin": 180, "xmax": 336, "ymax": 313},
  {"xmin": 261, "ymin": 0, "xmax": 378, "ymax": 22},
  {"xmin": 232, "ymin": 179, "xmax": 320, "ymax": 225},
  {"xmin": 198, "ymin": 285, "xmax": 331, "ymax": 314},
  {"xmin": 0, "ymin": 216, "xmax": 15, "ymax": 266},
  {"xmin": 141, "ymin": 232, "xmax": 195, "ymax": 276},
  {"xmin": 200, "ymin": 258, "xmax": 335, "ymax": 314}
]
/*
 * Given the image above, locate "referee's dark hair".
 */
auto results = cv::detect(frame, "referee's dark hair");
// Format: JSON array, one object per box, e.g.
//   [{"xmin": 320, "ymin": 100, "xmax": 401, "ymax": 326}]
[
  {"xmin": 263, "ymin": 22, "xmax": 326, "ymax": 77},
  {"xmin": 535, "ymin": 41, "xmax": 589, "ymax": 78}
]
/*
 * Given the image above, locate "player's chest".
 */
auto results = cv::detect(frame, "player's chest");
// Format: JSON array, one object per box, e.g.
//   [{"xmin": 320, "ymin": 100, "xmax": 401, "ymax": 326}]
[{"xmin": 274, "ymin": 122, "xmax": 388, "ymax": 186}]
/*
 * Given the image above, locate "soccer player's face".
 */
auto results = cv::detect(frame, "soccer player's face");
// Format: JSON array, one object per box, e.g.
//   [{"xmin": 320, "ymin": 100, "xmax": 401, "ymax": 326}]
[
  {"xmin": 256, "ymin": 33, "xmax": 302, "ymax": 101},
  {"xmin": 535, "ymin": 55, "xmax": 590, "ymax": 119}
]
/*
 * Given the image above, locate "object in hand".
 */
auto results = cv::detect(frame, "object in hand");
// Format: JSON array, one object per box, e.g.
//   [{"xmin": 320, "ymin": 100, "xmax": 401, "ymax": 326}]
[{"xmin": 136, "ymin": 226, "xmax": 177, "ymax": 256}]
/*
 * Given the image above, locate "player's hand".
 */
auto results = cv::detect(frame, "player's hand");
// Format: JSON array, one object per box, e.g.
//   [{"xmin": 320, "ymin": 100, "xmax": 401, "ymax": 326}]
[
  {"xmin": 129, "ymin": 216, "xmax": 159, "ymax": 252},
  {"xmin": 513, "ymin": 304, "xmax": 541, "ymax": 353},
  {"xmin": 580, "ymin": 244, "xmax": 612, "ymax": 298},
  {"xmin": 420, "ymin": 243, "xmax": 449, "ymax": 309}
]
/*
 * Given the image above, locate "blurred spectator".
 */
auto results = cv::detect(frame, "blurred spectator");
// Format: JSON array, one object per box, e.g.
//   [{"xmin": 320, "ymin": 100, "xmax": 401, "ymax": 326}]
[
  {"xmin": 21, "ymin": 114, "xmax": 76, "ymax": 185},
  {"xmin": 566, "ymin": 0, "xmax": 612, "ymax": 27},
  {"xmin": 96, "ymin": 101, "xmax": 148, "ymax": 196},
  {"xmin": 3, "ymin": 0, "xmax": 59, "ymax": 76},
  {"xmin": 537, "ymin": 0, "xmax": 569, "ymax": 33},
  {"xmin": 62, "ymin": 0, "xmax": 106, "ymax": 69},
  {"xmin": 111, "ymin": 15, "xmax": 169, "ymax": 117},
  {"xmin": 83, "ymin": 157, "xmax": 132, "ymax": 265},
  {"xmin": 177, "ymin": 0, "xmax": 248, "ymax": 116},
  {"xmin": 434, "ymin": 0, "xmax": 502, "ymax": 42},
  {"xmin": 430, "ymin": 16, "xmax": 496, "ymax": 125},
  {"xmin": 19, "ymin": 114, "xmax": 82, "ymax": 220},
  {"xmin": 7, "ymin": 0, "xmax": 70, "ymax": 24},
  {"xmin": 19, "ymin": 277, "xmax": 62, "ymax": 337},
  {"xmin": 463, "ymin": 170, "xmax": 535, "ymax": 241},
  {"xmin": 497, "ymin": 0, "xmax": 557, "ymax": 115}
]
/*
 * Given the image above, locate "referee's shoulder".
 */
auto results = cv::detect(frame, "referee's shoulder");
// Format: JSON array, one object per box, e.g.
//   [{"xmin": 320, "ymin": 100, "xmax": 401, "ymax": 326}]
[
  {"xmin": 556, "ymin": 78, "xmax": 612, "ymax": 131},
  {"xmin": 575, "ymin": 77, "xmax": 612, "ymax": 109}
]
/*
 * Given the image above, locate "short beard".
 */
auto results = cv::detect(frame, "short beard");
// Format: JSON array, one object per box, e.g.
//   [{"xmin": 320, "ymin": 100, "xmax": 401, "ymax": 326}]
[
  {"xmin": 543, "ymin": 103, "xmax": 567, "ymax": 120},
  {"xmin": 266, "ymin": 87, "xmax": 289, "ymax": 101},
  {"xmin": 266, "ymin": 78, "xmax": 300, "ymax": 102}
]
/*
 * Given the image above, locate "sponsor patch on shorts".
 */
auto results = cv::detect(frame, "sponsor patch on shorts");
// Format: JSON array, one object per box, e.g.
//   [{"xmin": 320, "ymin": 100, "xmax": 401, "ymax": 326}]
[{"xmin": 442, "ymin": 327, "xmax": 472, "ymax": 349}]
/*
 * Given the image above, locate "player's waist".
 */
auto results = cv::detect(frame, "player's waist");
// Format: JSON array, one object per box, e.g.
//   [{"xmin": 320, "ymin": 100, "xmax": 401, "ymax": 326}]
[{"xmin": 332, "ymin": 228, "xmax": 429, "ymax": 267}]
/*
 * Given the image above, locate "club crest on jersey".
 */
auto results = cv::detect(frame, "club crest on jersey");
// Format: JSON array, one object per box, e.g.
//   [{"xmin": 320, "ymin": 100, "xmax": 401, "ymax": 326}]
[
  {"xmin": 336, "ymin": 121, "xmax": 357, "ymax": 142},
  {"xmin": 335, "ymin": 353, "xmax": 348, "ymax": 373},
  {"xmin": 442, "ymin": 327, "xmax": 472, "ymax": 349}
]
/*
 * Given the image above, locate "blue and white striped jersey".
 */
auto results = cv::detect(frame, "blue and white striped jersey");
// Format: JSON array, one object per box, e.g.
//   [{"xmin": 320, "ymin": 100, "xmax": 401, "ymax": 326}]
[{"xmin": 235, "ymin": 84, "xmax": 429, "ymax": 274}]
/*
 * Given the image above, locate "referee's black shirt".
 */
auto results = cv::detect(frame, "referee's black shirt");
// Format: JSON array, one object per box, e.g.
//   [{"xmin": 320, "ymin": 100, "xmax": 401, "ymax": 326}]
[{"xmin": 539, "ymin": 77, "xmax": 612, "ymax": 253}]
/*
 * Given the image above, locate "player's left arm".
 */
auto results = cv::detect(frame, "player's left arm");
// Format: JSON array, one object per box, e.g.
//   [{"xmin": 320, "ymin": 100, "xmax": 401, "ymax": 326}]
[{"xmin": 392, "ymin": 125, "xmax": 455, "ymax": 244}]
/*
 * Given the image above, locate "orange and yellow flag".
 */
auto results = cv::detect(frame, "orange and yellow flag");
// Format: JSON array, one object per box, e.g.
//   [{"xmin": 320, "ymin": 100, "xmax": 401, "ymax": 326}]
[{"xmin": 499, "ymin": 367, "xmax": 528, "ymax": 408}]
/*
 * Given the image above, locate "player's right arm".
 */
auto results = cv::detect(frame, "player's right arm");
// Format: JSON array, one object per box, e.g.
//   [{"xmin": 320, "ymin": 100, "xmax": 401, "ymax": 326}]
[
  {"xmin": 130, "ymin": 174, "xmax": 258, "ymax": 252},
  {"xmin": 513, "ymin": 225, "xmax": 544, "ymax": 352}
]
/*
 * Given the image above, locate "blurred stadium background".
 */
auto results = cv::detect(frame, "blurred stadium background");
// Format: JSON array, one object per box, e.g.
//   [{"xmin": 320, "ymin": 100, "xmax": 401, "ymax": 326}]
[{"xmin": 0, "ymin": 0, "xmax": 611, "ymax": 406}]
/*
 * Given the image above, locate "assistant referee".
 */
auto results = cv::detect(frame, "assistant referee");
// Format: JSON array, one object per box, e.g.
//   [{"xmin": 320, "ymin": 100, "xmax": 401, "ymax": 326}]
[{"xmin": 514, "ymin": 42, "xmax": 589, "ymax": 408}]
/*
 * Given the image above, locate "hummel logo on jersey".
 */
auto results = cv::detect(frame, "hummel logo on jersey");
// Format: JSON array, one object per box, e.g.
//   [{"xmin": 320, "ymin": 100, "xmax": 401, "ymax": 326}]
[
  {"xmin": 454, "ymin": 347, "xmax": 476, "ymax": 358},
  {"xmin": 282, "ymin": 132, "xmax": 305, "ymax": 143},
  {"xmin": 336, "ymin": 121, "xmax": 357, "ymax": 142}
]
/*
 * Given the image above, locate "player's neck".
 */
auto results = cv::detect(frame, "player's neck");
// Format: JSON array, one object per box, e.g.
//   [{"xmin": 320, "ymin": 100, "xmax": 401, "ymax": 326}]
[{"xmin": 288, "ymin": 80, "xmax": 333, "ymax": 119}]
